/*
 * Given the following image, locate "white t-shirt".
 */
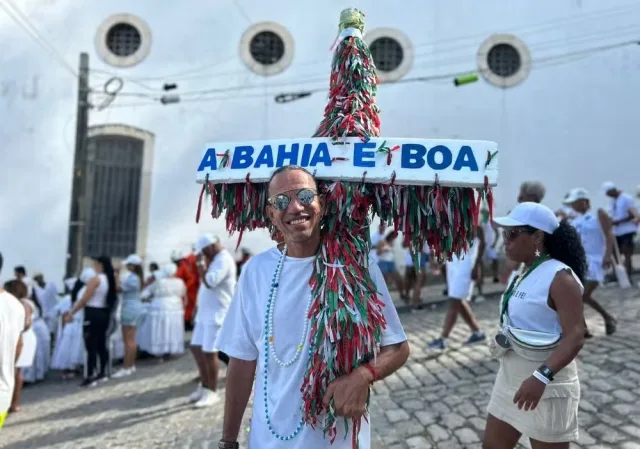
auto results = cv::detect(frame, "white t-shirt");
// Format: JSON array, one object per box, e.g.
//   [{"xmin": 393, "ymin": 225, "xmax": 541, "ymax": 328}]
[
  {"xmin": 0, "ymin": 290, "xmax": 26, "ymax": 413},
  {"xmin": 86, "ymin": 274, "xmax": 108, "ymax": 308},
  {"xmin": 195, "ymin": 249, "xmax": 237, "ymax": 326},
  {"xmin": 610, "ymin": 192, "xmax": 637, "ymax": 236},
  {"xmin": 369, "ymin": 231, "xmax": 382, "ymax": 263},
  {"xmin": 216, "ymin": 247, "xmax": 407, "ymax": 449}
]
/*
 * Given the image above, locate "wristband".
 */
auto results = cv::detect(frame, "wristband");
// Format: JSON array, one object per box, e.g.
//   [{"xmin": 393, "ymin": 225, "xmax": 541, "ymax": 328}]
[
  {"xmin": 533, "ymin": 370, "xmax": 550, "ymax": 385},
  {"xmin": 361, "ymin": 364, "xmax": 377, "ymax": 384}
]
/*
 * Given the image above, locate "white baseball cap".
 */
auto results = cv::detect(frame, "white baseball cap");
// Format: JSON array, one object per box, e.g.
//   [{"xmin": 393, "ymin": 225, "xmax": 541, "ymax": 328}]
[
  {"xmin": 124, "ymin": 254, "xmax": 143, "ymax": 266},
  {"xmin": 493, "ymin": 202, "xmax": 560, "ymax": 235},
  {"xmin": 563, "ymin": 188, "xmax": 589, "ymax": 204},
  {"xmin": 195, "ymin": 233, "xmax": 219, "ymax": 255},
  {"xmin": 602, "ymin": 181, "xmax": 616, "ymax": 193}
]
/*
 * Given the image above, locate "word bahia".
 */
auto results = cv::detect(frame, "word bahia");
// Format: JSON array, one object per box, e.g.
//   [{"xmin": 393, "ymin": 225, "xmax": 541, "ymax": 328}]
[{"xmin": 196, "ymin": 137, "xmax": 498, "ymax": 187}]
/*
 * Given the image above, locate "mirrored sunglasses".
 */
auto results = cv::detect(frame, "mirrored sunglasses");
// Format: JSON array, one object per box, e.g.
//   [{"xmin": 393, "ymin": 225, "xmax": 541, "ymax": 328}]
[{"xmin": 268, "ymin": 188, "xmax": 317, "ymax": 211}]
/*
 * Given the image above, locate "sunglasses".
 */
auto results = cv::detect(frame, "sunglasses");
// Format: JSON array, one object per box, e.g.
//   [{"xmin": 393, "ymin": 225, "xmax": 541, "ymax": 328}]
[
  {"xmin": 502, "ymin": 228, "xmax": 534, "ymax": 242},
  {"xmin": 267, "ymin": 188, "xmax": 318, "ymax": 211}
]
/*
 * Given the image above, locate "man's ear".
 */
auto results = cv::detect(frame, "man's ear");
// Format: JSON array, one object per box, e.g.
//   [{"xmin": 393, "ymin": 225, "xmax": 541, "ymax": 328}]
[{"xmin": 318, "ymin": 194, "xmax": 326, "ymax": 215}]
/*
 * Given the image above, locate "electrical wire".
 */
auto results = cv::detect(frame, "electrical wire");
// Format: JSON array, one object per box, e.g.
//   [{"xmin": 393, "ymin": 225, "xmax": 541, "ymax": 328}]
[
  {"xmin": 91, "ymin": 2, "xmax": 640, "ymax": 86},
  {"xmin": 0, "ymin": 0, "xmax": 78, "ymax": 78},
  {"xmin": 101, "ymin": 36, "xmax": 639, "ymax": 109}
]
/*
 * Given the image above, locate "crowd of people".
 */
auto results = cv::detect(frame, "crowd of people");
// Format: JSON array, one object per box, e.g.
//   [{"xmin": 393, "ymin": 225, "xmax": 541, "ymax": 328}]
[
  {"xmin": 0, "ymin": 242, "xmax": 252, "ymax": 421},
  {"xmin": 1, "ymin": 172, "xmax": 638, "ymax": 448}
]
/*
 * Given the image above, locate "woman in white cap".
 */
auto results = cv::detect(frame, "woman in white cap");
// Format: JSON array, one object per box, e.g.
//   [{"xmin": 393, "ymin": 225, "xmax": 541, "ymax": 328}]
[
  {"xmin": 565, "ymin": 188, "xmax": 617, "ymax": 336},
  {"xmin": 51, "ymin": 269, "xmax": 95, "ymax": 377},
  {"xmin": 139, "ymin": 263, "xmax": 186, "ymax": 359},
  {"xmin": 484, "ymin": 202, "xmax": 587, "ymax": 449},
  {"xmin": 112, "ymin": 255, "xmax": 144, "ymax": 379}
]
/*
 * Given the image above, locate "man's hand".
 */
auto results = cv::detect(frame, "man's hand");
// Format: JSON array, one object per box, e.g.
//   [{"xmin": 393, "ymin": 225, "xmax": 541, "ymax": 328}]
[
  {"xmin": 322, "ymin": 368, "xmax": 371, "ymax": 419},
  {"xmin": 63, "ymin": 312, "xmax": 73, "ymax": 324}
]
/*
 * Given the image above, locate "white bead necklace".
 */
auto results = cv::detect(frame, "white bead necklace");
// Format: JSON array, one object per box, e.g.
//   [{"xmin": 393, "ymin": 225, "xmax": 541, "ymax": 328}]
[{"xmin": 266, "ymin": 245, "xmax": 313, "ymax": 367}]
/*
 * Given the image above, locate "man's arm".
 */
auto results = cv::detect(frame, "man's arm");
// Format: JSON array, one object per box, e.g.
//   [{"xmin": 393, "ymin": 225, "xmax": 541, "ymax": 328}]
[
  {"xmin": 201, "ymin": 255, "xmax": 230, "ymax": 289},
  {"xmin": 221, "ymin": 358, "xmax": 257, "ymax": 442},
  {"xmin": 358, "ymin": 341, "xmax": 410, "ymax": 381},
  {"xmin": 598, "ymin": 209, "xmax": 615, "ymax": 264},
  {"xmin": 472, "ymin": 226, "xmax": 485, "ymax": 280}
]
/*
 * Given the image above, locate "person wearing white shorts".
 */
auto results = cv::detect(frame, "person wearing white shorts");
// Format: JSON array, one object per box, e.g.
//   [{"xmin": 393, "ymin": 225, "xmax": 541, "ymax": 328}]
[
  {"xmin": 428, "ymin": 226, "xmax": 487, "ymax": 351},
  {"xmin": 189, "ymin": 233, "xmax": 237, "ymax": 408},
  {"xmin": 565, "ymin": 188, "xmax": 617, "ymax": 336}
]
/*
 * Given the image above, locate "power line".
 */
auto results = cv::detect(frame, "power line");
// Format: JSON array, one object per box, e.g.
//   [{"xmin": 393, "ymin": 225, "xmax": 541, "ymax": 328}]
[
  {"xmin": 89, "ymin": 2, "xmax": 640, "ymax": 86},
  {"xmin": 102, "ymin": 36, "xmax": 640, "ymax": 109},
  {"xmin": 0, "ymin": 0, "xmax": 78, "ymax": 78}
]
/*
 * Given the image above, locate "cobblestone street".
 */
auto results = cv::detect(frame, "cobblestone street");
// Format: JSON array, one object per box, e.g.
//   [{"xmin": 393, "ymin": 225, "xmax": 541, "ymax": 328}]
[{"xmin": 2, "ymin": 284, "xmax": 640, "ymax": 449}]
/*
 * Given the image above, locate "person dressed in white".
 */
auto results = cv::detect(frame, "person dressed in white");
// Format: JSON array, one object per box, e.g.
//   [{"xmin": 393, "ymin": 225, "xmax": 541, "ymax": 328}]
[
  {"xmin": 428, "ymin": 225, "xmax": 486, "ymax": 350},
  {"xmin": 4, "ymin": 280, "xmax": 34, "ymax": 413},
  {"xmin": 564, "ymin": 188, "xmax": 617, "ymax": 336},
  {"xmin": 139, "ymin": 263, "xmax": 186, "ymax": 358},
  {"xmin": 481, "ymin": 208, "xmax": 500, "ymax": 284},
  {"xmin": 51, "ymin": 270, "xmax": 95, "ymax": 377},
  {"xmin": 20, "ymin": 296, "xmax": 50, "ymax": 383},
  {"xmin": 0, "ymin": 251, "xmax": 27, "ymax": 428},
  {"xmin": 484, "ymin": 202, "xmax": 587, "ymax": 449},
  {"xmin": 602, "ymin": 181, "xmax": 640, "ymax": 278},
  {"xmin": 189, "ymin": 233, "xmax": 237, "ymax": 408},
  {"xmin": 368, "ymin": 223, "xmax": 384, "ymax": 264},
  {"xmin": 215, "ymin": 166, "xmax": 409, "ymax": 449},
  {"xmin": 32, "ymin": 273, "xmax": 59, "ymax": 336}
]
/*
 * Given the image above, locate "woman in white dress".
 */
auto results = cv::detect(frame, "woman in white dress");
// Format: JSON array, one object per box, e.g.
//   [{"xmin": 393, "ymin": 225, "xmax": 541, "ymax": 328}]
[
  {"xmin": 484, "ymin": 202, "xmax": 587, "ymax": 449},
  {"xmin": 4, "ymin": 280, "xmax": 34, "ymax": 413},
  {"xmin": 564, "ymin": 188, "xmax": 617, "ymax": 336},
  {"xmin": 139, "ymin": 264, "xmax": 186, "ymax": 358},
  {"xmin": 20, "ymin": 296, "xmax": 50, "ymax": 383},
  {"xmin": 51, "ymin": 270, "xmax": 95, "ymax": 377}
]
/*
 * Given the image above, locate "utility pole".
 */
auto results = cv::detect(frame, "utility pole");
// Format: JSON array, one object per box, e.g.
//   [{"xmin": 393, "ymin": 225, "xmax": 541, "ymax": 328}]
[{"xmin": 65, "ymin": 52, "xmax": 90, "ymax": 278}]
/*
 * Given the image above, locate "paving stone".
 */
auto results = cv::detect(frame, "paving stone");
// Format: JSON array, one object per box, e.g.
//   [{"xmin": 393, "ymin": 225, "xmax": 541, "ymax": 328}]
[
  {"xmin": 455, "ymin": 427, "xmax": 480, "ymax": 444},
  {"xmin": 2, "ymin": 283, "xmax": 640, "ymax": 448}
]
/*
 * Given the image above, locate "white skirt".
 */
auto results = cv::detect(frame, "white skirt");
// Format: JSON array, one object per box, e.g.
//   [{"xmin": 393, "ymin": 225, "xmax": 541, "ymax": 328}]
[
  {"xmin": 139, "ymin": 296, "xmax": 184, "ymax": 356},
  {"xmin": 136, "ymin": 302, "xmax": 152, "ymax": 350},
  {"xmin": 16, "ymin": 328, "xmax": 37, "ymax": 368},
  {"xmin": 51, "ymin": 316, "xmax": 85, "ymax": 370},
  {"xmin": 22, "ymin": 319, "xmax": 51, "ymax": 382},
  {"xmin": 487, "ymin": 351, "xmax": 580, "ymax": 443}
]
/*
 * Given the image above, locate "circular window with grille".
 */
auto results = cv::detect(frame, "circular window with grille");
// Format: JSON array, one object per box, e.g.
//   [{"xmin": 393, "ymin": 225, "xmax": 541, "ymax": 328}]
[
  {"xmin": 106, "ymin": 23, "xmax": 141, "ymax": 57},
  {"xmin": 364, "ymin": 28, "xmax": 413, "ymax": 82},
  {"xmin": 241, "ymin": 23, "xmax": 294, "ymax": 76},
  {"xmin": 477, "ymin": 34, "xmax": 531, "ymax": 88},
  {"xmin": 96, "ymin": 14, "xmax": 151, "ymax": 68}
]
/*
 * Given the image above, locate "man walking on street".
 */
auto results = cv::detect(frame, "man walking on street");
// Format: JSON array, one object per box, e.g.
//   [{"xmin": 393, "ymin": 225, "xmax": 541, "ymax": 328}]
[{"xmin": 215, "ymin": 166, "xmax": 409, "ymax": 449}]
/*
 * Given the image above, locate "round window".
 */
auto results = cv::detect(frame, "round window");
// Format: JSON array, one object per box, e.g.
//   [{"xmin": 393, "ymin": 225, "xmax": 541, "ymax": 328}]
[
  {"xmin": 240, "ymin": 23, "xmax": 294, "ymax": 76},
  {"xmin": 106, "ymin": 23, "xmax": 142, "ymax": 57},
  {"xmin": 249, "ymin": 31, "xmax": 285, "ymax": 65},
  {"xmin": 477, "ymin": 34, "xmax": 531, "ymax": 88},
  {"xmin": 487, "ymin": 43, "xmax": 521, "ymax": 78},
  {"xmin": 369, "ymin": 37, "xmax": 404, "ymax": 72},
  {"xmin": 95, "ymin": 14, "xmax": 152, "ymax": 68}
]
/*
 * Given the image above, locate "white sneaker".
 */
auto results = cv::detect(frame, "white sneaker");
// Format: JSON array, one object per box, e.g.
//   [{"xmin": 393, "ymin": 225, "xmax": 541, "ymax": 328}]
[
  {"xmin": 112, "ymin": 367, "xmax": 135, "ymax": 379},
  {"xmin": 193, "ymin": 388, "xmax": 220, "ymax": 408},
  {"xmin": 189, "ymin": 383, "xmax": 204, "ymax": 403}
]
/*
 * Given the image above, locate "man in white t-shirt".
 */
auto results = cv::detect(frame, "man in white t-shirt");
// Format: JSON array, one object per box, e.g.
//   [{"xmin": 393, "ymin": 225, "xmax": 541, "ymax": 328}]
[
  {"xmin": 215, "ymin": 166, "xmax": 409, "ymax": 449},
  {"xmin": 1, "ymin": 252, "xmax": 27, "ymax": 428},
  {"xmin": 603, "ymin": 181, "xmax": 640, "ymax": 277},
  {"xmin": 33, "ymin": 273, "xmax": 59, "ymax": 335},
  {"xmin": 188, "ymin": 233, "xmax": 237, "ymax": 408}
]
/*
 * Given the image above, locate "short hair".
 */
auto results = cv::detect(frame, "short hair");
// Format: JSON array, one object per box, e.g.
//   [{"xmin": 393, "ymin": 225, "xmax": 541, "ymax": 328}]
[
  {"xmin": 519, "ymin": 181, "xmax": 546, "ymax": 203},
  {"xmin": 149, "ymin": 262, "xmax": 159, "ymax": 271},
  {"xmin": 267, "ymin": 165, "xmax": 318, "ymax": 196},
  {"xmin": 4, "ymin": 279, "xmax": 28, "ymax": 299},
  {"xmin": 14, "ymin": 265, "xmax": 26, "ymax": 276}
]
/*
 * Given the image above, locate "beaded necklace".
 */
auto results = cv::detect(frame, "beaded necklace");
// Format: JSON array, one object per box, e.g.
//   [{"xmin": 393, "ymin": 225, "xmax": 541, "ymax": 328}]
[{"xmin": 263, "ymin": 246, "xmax": 312, "ymax": 441}]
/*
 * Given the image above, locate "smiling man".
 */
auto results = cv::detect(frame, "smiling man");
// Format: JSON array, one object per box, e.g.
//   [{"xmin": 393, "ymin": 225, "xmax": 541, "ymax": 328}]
[{"xmin": 215, "ymin": 165, "xmax": 409, "ymax": 449}]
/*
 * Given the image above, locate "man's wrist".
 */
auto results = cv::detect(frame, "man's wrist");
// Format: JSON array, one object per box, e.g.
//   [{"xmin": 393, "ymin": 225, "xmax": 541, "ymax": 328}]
[{"xmin": 359, "ymin": 364, "xmax": 377, "ymax": 384}]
